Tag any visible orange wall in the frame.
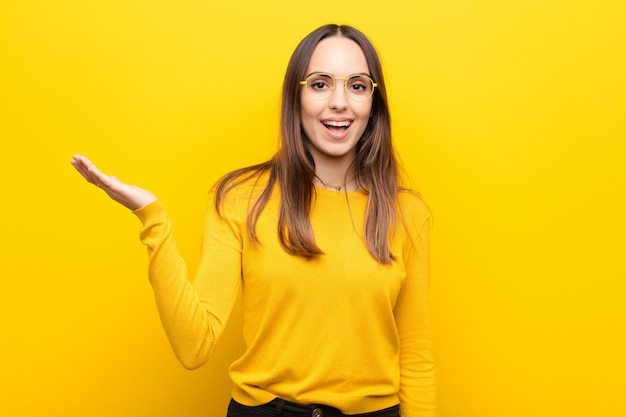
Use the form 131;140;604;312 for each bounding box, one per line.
2;1;625;416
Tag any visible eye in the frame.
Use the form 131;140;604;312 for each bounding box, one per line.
307;74;333;91
311;81;329;90
347;76;372;94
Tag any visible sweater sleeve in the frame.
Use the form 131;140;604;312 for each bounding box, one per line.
395;213;437;417
133;193;243;370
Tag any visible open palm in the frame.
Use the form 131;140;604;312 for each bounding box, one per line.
71;154;157;211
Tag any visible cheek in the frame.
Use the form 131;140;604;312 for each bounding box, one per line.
300;94;321;118
356;102;373;119
299;101;317;138
300;98;324;128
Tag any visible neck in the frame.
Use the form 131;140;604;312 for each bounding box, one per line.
308;146;358;191
313;162;358;192
313;174;357;192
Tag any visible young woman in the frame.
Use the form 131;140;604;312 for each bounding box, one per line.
72;24;436;417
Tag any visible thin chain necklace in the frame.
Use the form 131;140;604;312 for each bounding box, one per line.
313;175;355;193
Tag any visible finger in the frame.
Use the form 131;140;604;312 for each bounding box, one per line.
71;155;110;188
71;155;95;182
71;162;100;186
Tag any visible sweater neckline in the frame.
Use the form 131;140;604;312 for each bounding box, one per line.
313;184;368;198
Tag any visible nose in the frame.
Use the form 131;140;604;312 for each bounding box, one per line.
328;82;348;110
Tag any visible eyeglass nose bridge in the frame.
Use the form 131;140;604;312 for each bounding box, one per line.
329;76;350;100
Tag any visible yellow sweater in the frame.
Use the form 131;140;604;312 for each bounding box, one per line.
134;178;436;417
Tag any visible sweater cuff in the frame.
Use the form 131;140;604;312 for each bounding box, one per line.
132;199;166;226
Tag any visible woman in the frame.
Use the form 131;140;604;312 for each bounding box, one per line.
72;24;436;417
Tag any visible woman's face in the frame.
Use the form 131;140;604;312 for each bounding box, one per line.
300;36;373;167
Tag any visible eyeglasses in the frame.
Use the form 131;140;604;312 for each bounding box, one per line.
300;72;377;102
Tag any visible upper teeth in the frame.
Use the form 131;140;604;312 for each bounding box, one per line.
324;121;351;127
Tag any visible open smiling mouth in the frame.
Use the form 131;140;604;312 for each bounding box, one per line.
322;120;352;134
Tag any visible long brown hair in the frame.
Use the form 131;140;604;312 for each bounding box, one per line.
215;24;399;264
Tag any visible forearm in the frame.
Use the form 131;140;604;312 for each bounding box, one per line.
134;200;225;369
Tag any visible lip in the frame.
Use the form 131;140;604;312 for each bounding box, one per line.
321;118;354;140
321;118;353;124
320;117;354;140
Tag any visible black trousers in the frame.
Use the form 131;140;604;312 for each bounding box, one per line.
227;398;400;417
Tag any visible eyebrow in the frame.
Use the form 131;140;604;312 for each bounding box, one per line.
304;71;373;78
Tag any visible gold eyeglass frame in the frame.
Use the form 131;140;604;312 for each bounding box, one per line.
299;72;378;102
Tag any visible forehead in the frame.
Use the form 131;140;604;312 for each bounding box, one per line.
306;36;369;76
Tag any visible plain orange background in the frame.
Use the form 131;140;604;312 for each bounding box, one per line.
1;1;625;416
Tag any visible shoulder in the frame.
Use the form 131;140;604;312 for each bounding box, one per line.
397;189;431;218
396;189;432;235
218;170;272;195
212;167;274;213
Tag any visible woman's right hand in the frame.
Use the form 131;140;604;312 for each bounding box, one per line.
71;154;158;211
